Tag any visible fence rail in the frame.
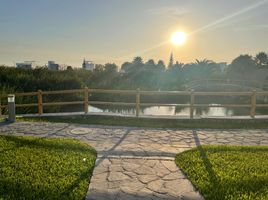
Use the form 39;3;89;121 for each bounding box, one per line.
185;79;268;90
1;88;268;119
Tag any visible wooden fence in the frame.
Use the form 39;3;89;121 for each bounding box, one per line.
1;88;268;119
185;79;268;90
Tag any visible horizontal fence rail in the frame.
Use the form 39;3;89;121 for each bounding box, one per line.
0;88;268;119
185;79;268;90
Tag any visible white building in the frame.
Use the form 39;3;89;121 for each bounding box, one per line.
82;59;95;70
16;61;33;69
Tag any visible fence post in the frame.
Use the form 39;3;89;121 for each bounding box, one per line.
37;90;43;115
250;90;256;118
190;90;195;119
84;87;89;114
136;88;140;117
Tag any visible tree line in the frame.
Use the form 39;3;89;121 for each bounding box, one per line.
0;51;267;94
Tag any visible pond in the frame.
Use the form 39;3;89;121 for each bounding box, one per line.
88;104;263;117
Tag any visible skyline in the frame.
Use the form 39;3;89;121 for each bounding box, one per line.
1;0;268;67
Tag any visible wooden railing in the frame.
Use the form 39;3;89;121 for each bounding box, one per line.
184;79;268;90
1;88;268;119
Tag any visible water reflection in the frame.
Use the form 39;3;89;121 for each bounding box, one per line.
87;94;268;117
88;105;240;117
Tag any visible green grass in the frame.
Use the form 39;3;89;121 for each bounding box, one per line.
0;135;97;200
18;115;268;129
175;145;268;200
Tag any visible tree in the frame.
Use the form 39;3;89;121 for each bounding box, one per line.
146;59;155;66
255;52;268;68
132;57;143;65
229;55;256;72
156;60;166;71
121;62;131;72
227;54;256;78
104;63;117;73
171;61;183;71
66;66;73;71
94;64;104;72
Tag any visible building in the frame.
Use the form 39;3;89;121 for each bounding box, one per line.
48;61;59;70
16;61;33;69
82;59;95;70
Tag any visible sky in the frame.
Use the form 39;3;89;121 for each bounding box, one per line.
1;0;268;67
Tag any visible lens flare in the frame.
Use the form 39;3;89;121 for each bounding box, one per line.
171;31;187;46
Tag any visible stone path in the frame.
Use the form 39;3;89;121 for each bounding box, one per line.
1;122;268;200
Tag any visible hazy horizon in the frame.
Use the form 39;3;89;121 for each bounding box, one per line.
1;0;268;67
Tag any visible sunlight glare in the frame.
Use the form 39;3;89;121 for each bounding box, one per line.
171;31;187;46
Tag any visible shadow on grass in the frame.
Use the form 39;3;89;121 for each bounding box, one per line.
19;115;268;129
0;177;91;200
192;130;220;195
0;179;62;200
191;130;268;200
1;135;96;154
60;168;93;198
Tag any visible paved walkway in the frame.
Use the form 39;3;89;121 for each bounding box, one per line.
1;122;268;200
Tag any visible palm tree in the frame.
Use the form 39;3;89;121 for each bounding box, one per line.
194;59;217;79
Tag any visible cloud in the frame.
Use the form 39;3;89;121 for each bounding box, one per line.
146;7;189;18
233;24;268;31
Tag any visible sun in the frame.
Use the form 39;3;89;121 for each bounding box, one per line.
171;31;187;46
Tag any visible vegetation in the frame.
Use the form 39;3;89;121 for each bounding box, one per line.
175;145;268;200
1;52;267;114
0;52;267;94
0;135;97;200
18;115;268;129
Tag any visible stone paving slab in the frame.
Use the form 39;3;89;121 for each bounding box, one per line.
1;122;268;199
87;158;201;200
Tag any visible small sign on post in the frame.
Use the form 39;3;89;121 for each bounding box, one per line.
8;94;15;122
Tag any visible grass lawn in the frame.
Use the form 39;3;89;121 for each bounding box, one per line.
18;115;268;129
0;135;97;200
175;145;268;200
